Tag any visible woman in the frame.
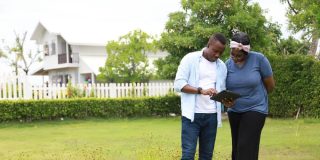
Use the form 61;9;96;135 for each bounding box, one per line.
223;32;275;160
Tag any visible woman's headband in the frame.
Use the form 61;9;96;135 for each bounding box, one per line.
230;41;250;52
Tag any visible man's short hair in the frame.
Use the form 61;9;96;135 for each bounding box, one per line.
208;33;227;46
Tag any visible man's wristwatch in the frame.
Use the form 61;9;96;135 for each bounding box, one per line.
197;87;202;94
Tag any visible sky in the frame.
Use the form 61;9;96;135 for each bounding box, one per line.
0;0;290;76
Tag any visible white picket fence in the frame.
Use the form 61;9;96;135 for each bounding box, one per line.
0;75;174;100
0;74;29;100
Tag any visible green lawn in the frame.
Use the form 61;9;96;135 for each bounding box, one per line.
0;117;319;160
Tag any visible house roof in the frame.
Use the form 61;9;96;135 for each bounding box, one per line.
30;22;62;44
29;62;48;75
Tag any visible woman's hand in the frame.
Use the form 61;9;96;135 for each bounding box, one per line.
221;98;235;108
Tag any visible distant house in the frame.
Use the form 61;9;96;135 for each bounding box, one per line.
30;22;167;84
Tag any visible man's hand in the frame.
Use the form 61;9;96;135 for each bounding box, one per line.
181;85;218;96
221;98;235;108
200;88;217;97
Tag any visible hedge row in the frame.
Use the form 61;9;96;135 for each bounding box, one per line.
1;54;319;121
0;96;181;122
267;54;320;118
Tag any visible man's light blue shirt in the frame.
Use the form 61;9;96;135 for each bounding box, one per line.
174;49;227;127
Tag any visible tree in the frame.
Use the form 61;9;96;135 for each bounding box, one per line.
97;30;156;83
275;36;310;55
0;39;8;59
280;0;320;56
2;31;42;75
0;49;7;58
155;0;281;79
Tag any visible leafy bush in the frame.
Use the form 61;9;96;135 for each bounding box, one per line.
267;54;320;118
0;96;180;122
67;81;85;98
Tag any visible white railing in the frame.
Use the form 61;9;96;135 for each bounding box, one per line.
0;75;174;100
31;82;174;99
0;74;31;100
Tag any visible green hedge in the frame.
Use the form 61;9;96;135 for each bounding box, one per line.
0;96;181;122
267;54;320;118
1;54;320;121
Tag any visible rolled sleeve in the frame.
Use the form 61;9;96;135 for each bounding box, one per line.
174;80;188;92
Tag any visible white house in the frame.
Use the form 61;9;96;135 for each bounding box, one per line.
30;22;167;84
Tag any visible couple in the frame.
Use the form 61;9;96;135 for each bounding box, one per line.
174;32;275;160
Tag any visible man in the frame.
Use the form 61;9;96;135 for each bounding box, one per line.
174;33;227;160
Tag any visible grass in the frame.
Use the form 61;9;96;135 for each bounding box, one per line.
0;117;319;160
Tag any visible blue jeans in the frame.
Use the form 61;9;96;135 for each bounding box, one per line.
181;113;218;160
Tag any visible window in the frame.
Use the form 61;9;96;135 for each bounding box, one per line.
44;43;49;56
51;41;56;55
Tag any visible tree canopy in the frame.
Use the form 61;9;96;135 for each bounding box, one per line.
98;30;156;83
155;0;281;79
275;36;310;55
281;0;320;56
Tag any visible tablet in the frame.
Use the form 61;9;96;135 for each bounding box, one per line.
210;90;241;102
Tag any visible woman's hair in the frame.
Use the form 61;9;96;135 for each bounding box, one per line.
231;32;250;45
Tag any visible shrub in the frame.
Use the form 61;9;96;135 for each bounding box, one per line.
267;54;320;118
0;96;180;122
